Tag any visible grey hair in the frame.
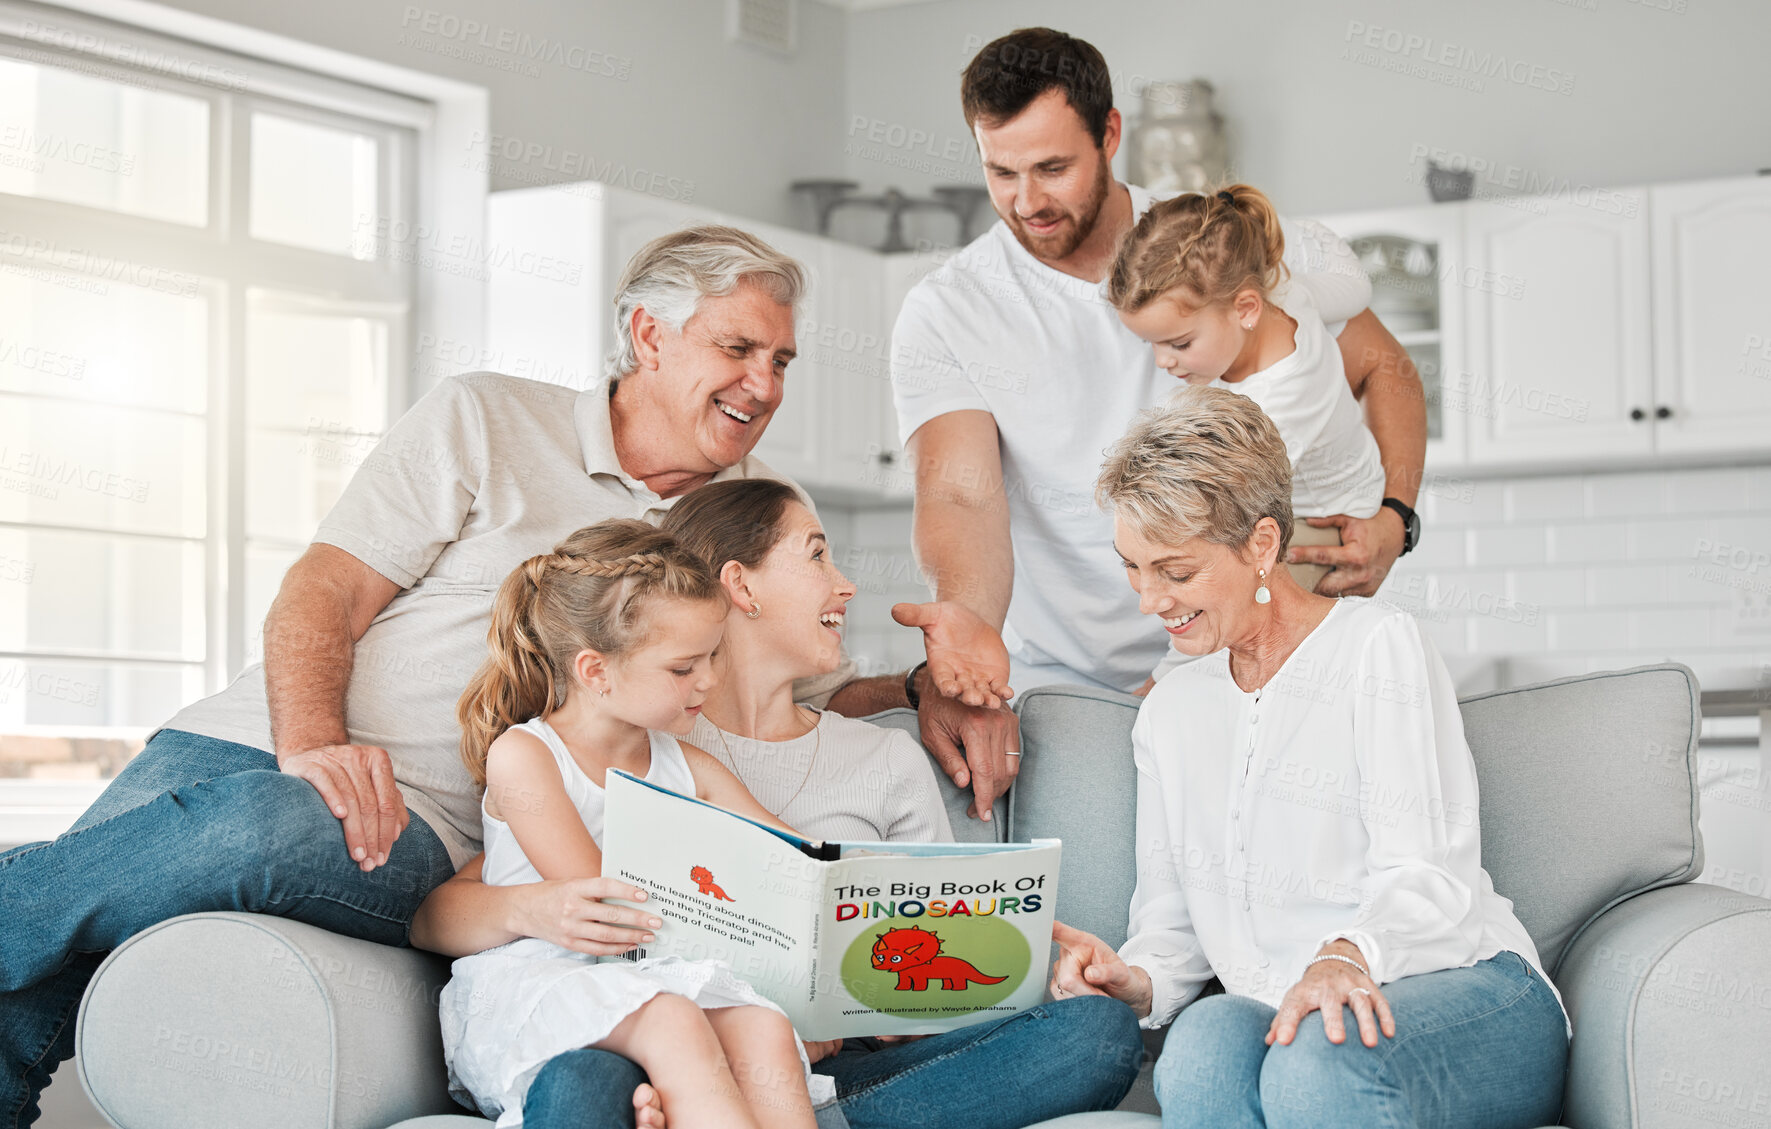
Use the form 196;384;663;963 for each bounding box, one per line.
1095;383;1295;554
606;224;807;381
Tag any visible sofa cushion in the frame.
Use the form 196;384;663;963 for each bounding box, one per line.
1003;686;1146;950
1457;663;1703;974
78;912;463;1129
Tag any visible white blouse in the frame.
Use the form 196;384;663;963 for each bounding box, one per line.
1117;598;1562;1030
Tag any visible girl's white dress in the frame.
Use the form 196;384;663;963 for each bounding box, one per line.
439;718;836;1127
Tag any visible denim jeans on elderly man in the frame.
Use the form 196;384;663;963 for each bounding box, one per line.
1152;951;1569;1129
0;728;458;1129
521;993;1143;1129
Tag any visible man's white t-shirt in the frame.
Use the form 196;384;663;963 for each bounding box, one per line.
890;185;1372;692
1210;285;1385;522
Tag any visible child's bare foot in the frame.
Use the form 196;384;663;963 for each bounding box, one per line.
633;1081;666;1128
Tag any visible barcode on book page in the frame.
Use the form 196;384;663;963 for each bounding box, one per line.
612;947;648;962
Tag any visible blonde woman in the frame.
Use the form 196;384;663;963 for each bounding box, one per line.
1048;386;1567;1129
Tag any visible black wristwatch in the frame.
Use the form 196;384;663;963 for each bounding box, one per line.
904;661;928;710
1381;497;1421;555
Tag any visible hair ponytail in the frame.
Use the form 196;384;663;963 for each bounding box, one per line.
455;520;724;786
1106;182;1290;314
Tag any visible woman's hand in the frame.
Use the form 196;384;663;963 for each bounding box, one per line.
1050;921;1153;1017
514;876;663;956
1267;940;1396;1049
804;1038;844;1063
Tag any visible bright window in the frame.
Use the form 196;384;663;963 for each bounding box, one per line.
0;38;420;784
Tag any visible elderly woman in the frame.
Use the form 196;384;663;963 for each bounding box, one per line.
1048;385;1569;1129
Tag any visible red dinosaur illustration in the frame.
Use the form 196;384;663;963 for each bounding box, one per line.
870;926;1007;991
689;865;736;902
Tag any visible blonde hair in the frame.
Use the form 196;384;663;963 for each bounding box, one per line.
1096;384;1294;554
607;224;807;381
456;520;724;786
1105;183;1289;314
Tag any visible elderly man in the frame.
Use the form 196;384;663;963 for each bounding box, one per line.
0;226;1006;1129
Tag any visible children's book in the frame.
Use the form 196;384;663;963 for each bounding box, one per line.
601;768;1062;1039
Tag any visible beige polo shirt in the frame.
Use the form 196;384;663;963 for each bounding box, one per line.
164;371;852;870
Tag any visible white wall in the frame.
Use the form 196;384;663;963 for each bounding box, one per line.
841;0;1771;220
145;0;850;227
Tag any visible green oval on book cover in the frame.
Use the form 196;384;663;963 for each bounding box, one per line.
840;914;1031;1018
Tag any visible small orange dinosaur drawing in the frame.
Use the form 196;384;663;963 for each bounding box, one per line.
689;865;736;901
871;926;1007;991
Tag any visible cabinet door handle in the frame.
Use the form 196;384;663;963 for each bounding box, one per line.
1655;405;1673;420
1630;407;1646;422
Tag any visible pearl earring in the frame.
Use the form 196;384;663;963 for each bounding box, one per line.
746;604;761;619
1254;569;1271;605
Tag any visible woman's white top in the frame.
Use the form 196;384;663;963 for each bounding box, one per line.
690;710;954;844
479;718;695;886
1117;597;1563;1031
1207;287;1385;521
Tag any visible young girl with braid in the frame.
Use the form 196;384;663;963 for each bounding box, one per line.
1106;184;1389;598
437;519;832;1129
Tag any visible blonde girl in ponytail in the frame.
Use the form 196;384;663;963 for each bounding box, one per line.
438;518;831;1129
1105;184;1389;663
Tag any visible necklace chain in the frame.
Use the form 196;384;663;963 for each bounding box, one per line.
708;707;821;819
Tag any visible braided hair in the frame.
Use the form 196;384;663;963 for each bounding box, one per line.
455;519;725;785
1104;183;1290;315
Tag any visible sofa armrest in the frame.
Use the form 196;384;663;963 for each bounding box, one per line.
1554;883;1771;1129
76;911;466;1129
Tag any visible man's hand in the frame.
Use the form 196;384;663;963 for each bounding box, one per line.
893;600;1013;709
1285;509;1406;597
281;744;408;872
917;682;1019;822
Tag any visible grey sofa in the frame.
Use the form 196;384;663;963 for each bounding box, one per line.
73;663;1771;1129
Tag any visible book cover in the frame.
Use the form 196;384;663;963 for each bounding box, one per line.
601;769;1061;1039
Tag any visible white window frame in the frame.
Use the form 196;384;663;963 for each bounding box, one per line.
0;0;488;832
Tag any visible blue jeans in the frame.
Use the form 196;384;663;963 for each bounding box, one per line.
1153;952;1569;1129
521;995;1142;1129
0;729;457;1129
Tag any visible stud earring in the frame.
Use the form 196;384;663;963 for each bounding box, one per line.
746;604;761;620
1254;569;1271;605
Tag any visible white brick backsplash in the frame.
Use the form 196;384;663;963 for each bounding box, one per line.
1508;567;1587;607
1407;525;1469;570
1472;525;1548;566
1712;515;1771;553
850;506;913;548
1546;522;1628;565
1470;614;1549;654
1586;471;1671;519
1507;478;1586;522
1748;467;1771;510
1667;468;1756;515
1627;518;1719;563
1631;608;1716;650
820;458;1771;682
1550;610;1631;651
1588;564;1670;605
1667;561;1736;605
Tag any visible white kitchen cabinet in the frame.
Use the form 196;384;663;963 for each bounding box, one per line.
1307;205;1469;468
1462;189;1656;463
1649;176;1771;456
